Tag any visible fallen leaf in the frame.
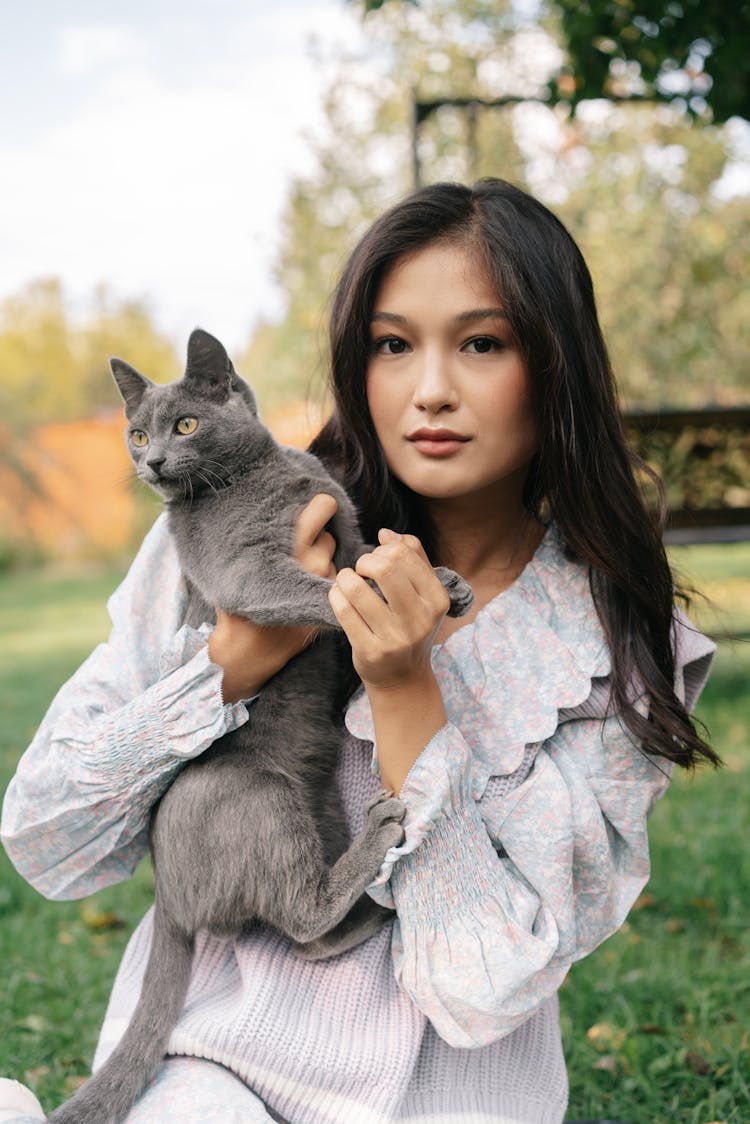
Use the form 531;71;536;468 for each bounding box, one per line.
24;1067;50;1083
62;1075;87;1097
16;1014;47;1033
648;1052;676;1076
639;1024;667;1035
622;969;644;984
80;904;125;931
633;891;656;910
586;1023;627;1051
57;927;74;945
689;897;716;912
665;918;684;933
685;1051;711;1076
593;1054;619;1073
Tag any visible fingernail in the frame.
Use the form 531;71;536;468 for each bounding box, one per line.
379;528;402;542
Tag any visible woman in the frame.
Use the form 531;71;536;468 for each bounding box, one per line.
1;179;718;1123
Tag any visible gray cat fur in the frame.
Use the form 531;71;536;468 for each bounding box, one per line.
47;328;473;1124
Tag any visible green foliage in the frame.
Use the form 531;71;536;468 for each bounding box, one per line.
553;106;750;408
245;0;750;415
355;0;750;122
556;0;750;123
240;0;531;408
0;280;180;432
628;421;750;516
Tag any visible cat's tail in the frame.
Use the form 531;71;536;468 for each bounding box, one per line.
47;906;194;1124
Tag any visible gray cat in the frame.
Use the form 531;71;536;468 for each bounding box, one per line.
47;329;473;1124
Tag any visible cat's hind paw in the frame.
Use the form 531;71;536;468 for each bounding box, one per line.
363;793;405;853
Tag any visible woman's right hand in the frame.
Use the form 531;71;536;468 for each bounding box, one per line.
207;493;339;703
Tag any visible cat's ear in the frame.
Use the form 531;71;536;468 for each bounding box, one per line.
184;328;240;402
110;358;153;413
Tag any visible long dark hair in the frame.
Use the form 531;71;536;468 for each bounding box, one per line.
310;178;720;770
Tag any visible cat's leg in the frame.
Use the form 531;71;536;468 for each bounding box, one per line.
291;895;395;960
252;785;404;945
205;555;471;628
212;561;341;629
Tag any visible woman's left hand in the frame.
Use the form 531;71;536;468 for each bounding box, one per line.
328;529;450;691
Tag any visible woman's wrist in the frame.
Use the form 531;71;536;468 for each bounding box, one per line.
207;630;266;703
207;622;302;704
365;670;447;794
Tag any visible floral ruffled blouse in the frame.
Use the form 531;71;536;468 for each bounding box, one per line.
1;516;715;1084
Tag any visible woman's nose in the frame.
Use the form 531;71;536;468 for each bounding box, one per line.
412;348;459;411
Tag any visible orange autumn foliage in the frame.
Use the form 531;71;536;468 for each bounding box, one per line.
0;413;135;560
0;401;329;563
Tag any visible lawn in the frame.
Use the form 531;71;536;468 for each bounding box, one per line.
0;545;748;1121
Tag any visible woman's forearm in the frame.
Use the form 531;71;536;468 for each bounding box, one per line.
366;670;447;794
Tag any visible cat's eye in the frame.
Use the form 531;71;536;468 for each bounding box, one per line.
131;430;149;447
176;417;198;435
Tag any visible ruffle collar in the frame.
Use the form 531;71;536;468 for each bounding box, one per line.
344;524;612;799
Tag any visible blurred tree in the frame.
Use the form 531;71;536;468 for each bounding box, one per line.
240;0;749;414
355;0;750;123
238;0;528;410
0;280;179;564
0;279;179;431
554;0;750;123
554;106;750;407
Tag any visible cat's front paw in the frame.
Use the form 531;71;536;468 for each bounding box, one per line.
434;567;474;618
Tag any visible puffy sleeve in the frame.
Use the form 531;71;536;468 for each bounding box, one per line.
372;708;673;1048
0;514;250;901
350;534;717;1047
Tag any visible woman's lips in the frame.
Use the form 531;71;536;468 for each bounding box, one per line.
407;430;470;457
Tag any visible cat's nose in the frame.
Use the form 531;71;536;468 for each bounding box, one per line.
146;455;166;474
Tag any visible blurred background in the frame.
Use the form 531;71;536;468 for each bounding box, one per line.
1;1;749;1121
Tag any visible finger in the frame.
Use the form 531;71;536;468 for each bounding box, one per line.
311;530;338;578
335;567;390;628
378;528;431;566
355;544;448;619
295;493;338;551
328;583;376;646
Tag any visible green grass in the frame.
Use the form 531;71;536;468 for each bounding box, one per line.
0;567;155;1106
1;549;749;1120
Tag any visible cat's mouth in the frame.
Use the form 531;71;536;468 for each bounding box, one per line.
142;466;170;484
140;466;180;495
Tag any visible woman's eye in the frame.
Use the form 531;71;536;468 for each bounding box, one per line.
176;417;198;435
131;430;149;447
463;336;503;355
372;336;409;356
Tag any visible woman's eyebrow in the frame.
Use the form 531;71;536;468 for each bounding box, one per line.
455;308;508;323
370;311;408;325
370;308;508;326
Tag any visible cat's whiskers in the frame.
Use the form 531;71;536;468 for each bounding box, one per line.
197;464;226;490
178;470;194;505
195;469;221;497
202;458;232;488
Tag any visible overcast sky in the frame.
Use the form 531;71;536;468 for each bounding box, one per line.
0;0;364;352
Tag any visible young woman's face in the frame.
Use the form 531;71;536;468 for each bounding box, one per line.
366;240;538;507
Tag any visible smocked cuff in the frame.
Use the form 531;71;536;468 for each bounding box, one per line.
156;623;252;758
366;722;474;906
390;791;502;929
